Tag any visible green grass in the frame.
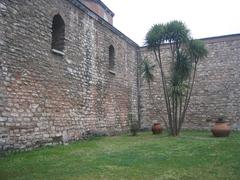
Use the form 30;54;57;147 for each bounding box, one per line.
1;131;240;180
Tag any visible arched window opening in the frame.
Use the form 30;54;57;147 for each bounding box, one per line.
51;14;65;52
109;45;115;70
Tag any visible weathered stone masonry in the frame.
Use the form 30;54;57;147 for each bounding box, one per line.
0;0;139;150
0;0;240;151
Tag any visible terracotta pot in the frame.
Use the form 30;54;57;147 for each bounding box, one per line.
211;121;231;137
152;123;163;134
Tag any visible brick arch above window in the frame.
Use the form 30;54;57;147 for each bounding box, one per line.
109;45;115;70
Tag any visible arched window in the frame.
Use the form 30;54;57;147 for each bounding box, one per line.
109;45;115;70
51;14;65;52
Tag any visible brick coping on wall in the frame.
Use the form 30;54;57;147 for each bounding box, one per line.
91;0;115;17
200;33;240;43
69;0;139;48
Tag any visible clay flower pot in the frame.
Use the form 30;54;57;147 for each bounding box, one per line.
152;123;163;134
211;120;231;137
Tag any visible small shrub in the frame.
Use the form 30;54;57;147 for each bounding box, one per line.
128;113;139;136
130;123;138;136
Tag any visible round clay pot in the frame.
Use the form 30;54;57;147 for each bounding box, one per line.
152;123;163;134
211;121;231;137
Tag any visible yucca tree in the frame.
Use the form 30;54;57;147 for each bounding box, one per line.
143;20;208;136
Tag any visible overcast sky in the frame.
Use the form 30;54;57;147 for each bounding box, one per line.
103;0;240;45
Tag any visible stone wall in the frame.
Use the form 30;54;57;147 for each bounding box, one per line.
0;0;139;151
140;34;240;130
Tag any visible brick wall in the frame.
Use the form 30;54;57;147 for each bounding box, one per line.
81;0;114;24
0;0;139;150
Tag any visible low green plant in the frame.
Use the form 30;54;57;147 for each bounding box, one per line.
130;122;138;136
128;113;138;136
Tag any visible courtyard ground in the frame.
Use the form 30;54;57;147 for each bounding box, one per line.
0;131;240;179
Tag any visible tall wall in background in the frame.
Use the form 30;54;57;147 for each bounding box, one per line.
0;0;139;150
140;35;240;130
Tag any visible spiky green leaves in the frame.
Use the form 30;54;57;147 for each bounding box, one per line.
145;24;165;49
188;39;208;63
141;58;155;85
170;52;192;97
165;21;190;45
172;52;192;83
145;20;190;49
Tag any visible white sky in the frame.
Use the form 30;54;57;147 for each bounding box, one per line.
103;0;240;45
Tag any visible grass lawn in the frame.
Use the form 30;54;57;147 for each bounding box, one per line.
0;131;240;180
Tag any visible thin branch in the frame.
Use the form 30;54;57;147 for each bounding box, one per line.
148;82;169;130
155;47;173;132
179;61;198;131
